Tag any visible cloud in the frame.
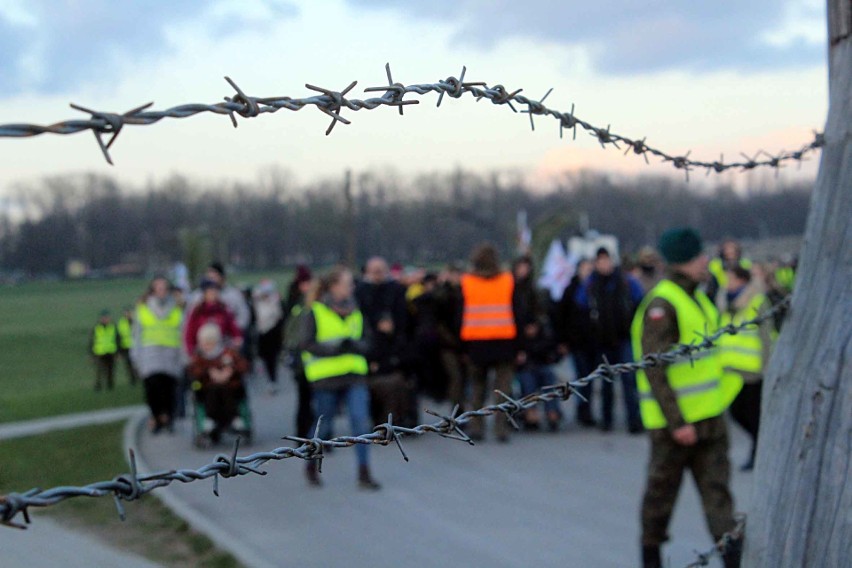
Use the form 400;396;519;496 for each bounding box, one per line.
0;0;298;96
346;0;826;74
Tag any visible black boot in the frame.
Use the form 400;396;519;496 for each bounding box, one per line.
642;545;662;568
358;465;381;491
305;460;322;487
722;537;743;568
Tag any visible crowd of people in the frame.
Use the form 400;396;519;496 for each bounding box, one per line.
88;237;795;501
83;230;798;568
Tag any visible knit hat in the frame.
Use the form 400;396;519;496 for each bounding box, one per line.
199;278;221;291
294;265;312;284
658;228;703;264
208;262;226;277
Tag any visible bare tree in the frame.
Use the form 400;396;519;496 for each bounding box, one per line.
745;2;851;565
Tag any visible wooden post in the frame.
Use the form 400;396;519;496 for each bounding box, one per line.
342;169;356;269
745;2;852;565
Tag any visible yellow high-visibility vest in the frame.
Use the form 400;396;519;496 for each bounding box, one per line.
302;302;368;383
631;279;740;429
718;293;766;382
92;323;118;356
117;317;133;349
136;304;183;348
708;257;753;290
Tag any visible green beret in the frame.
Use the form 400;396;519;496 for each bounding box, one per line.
659;228;703;264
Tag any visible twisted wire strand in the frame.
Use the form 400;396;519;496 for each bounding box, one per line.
0;64;824;175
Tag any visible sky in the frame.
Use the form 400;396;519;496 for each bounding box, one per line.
0;0;830;194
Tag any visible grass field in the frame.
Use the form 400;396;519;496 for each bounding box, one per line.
0;421;241;567
0;271;292;423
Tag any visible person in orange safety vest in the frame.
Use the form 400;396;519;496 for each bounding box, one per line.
459;242;521;443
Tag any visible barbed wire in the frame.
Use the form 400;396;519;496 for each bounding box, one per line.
0;295;790;542
686;514;746;567
0;64;823;176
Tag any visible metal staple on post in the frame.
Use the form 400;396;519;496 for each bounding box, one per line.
0;64;824;176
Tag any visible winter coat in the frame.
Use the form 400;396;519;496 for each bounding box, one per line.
576;269;644;349
183;301;242;355
130;296;185;379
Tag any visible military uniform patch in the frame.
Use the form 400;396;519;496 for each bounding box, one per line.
648;307;666;321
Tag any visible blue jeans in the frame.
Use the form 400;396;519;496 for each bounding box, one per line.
312;383;372;468
577;342;641;429
517;365;562;417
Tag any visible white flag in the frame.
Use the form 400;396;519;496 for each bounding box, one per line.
538;240;576;301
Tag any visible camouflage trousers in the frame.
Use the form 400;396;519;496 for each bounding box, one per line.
641;417;736;546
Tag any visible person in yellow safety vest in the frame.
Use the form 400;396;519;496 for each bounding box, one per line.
716;265;774;472
131;276;185;434
706;238;752;305
90;309;119;391
774;262;796;294
631;228;742;568
299;266;380;490
460;242;520;443
116;306;138;386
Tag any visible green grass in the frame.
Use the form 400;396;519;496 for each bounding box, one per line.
0;272;292;423
0;421;241;567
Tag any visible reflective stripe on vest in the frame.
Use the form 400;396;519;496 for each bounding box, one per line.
92;324;118;356
631;279;739;430
117;317;133;349
136;304;183;348
302;302;368;383
460;273;516;341
718;294;766;380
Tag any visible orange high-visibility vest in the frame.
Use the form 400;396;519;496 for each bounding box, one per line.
460;272;517;341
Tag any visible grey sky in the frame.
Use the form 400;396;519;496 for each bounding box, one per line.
0;0;298;95
347;0;826;73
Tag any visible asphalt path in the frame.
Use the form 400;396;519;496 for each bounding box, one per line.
138;366;755;568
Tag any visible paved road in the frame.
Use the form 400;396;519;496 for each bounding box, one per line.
0;517;161;568
138;369;755;568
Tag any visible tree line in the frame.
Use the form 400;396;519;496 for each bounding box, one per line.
0;169;812;277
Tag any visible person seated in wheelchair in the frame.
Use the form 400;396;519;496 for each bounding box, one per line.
189;323;252;446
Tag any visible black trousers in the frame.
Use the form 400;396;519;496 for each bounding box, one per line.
292;367;313;438
94;354;115;390
144;373;177;423
729;381;762;456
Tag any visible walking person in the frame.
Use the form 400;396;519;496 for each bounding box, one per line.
576;247;645;432
252;279;285;395
435;263;468;411
553;259;597;426
706;238;752;303
283;266;314;439
300;266;380;490
632;228;743;568
511;256;561;431
355;256;412;427
460;243;520;443
90;309;119;391
131;276;185;434
716;265;773;471
116;306;138;386
183;279;243;356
